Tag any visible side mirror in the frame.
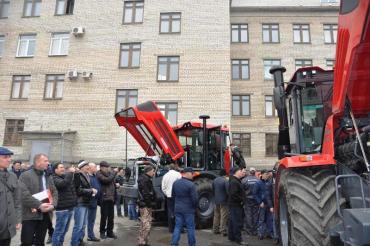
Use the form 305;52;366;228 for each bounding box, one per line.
273;86;285;110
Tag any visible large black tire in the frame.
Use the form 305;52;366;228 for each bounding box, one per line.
194;177;214;229
278;167;342;246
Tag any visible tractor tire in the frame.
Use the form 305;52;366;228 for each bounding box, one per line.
278;167;343;246
194;177;214;229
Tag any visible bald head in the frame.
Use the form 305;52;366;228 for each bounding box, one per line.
88;162;97;174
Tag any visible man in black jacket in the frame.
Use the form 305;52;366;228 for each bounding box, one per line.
212;169;229;236
228;166;248;246
137;165;156;246
96;161;117;239
51;163;77;246
71;161;97;246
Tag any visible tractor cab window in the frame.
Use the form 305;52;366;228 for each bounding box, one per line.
299;86;325;153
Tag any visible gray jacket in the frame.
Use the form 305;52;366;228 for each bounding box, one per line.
19;168;56;221
0;170;21;240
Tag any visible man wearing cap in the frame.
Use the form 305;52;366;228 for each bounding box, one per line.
228;166;248;246
71;160;97;246
0;147;21;246
241;167;259;235
96;161;117;239
253;169;272;240
137;165;157;246
171;167;197;246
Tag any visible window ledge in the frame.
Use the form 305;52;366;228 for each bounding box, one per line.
122;22;143;25
54;14;74;16
118;66;141;69
157;80;179;83
15;56;34;58
10;98;28;101
159;32;181;35
43;98;63;101
48;54;68;57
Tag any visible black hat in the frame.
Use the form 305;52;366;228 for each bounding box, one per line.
144;165;154;173
260;169;268;174
230;166;242;175
99;161;110;168
0;147;14;156
182;167;194;173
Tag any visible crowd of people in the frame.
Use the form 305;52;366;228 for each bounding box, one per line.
0;146;135;246
1;145;278;246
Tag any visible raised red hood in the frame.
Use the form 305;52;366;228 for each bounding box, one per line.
115;101;184;160
332;0;370;115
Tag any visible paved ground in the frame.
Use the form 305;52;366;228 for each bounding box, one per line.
11;212;275;246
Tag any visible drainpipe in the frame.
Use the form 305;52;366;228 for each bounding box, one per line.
61;132;64;164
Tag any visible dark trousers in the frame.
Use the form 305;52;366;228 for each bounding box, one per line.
87;206;97;239
0;238;11;246
228;205;244;243
21;214;50;246
100;200;114;235
167;197;175;233
244;198;259;235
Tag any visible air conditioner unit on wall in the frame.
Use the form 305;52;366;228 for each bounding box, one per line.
68;70;78;80
72;27;85;36
82;71;93;80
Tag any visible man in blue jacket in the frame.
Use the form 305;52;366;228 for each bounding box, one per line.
171;167;197;246
253;169;273;240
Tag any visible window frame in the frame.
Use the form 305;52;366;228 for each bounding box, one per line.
49;32;70;56
323;24;338;44
159;12;181;34
23;0;42;17
3;119;25;146
231;24;249;43
326;59;335;68
122;1;144;24
293;24;311;44
0;35;4;57
265;133;279;157
232;94;251;116
115;89;138;113
262;23;280;43
10;75;31;100
295;59;313;70
232;133;251;157
156;102;178;125
43;74;64;100
157;56;180;82
265;95;277;117
119;42;141;68
231;59;250;80
263;59;281;80
16;34;37;58
0;0;10;19
54;0;74;15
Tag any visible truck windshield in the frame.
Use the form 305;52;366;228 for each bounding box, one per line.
299;86;325;153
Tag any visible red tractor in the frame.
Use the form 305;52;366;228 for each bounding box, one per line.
115;101;232;227
270;0;370;245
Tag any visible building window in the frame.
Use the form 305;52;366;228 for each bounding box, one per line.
0;35;4;56
49;33;69;56
157;56;179;82
326;59;335;68
17;34;36;57
123;1;143;24
160;13;181;34
11;75;30;99
115;89;138;113
3;119;25;146
265;95;277;117
231;24;248;43
232;95;250;116
293;24;310;43
266;133;278;157
295;59;313;70
0;0;10;18
323;24;337;44
55;0;74;15
264;59;281;80
232;133;251;157
119;43;141;68
157;102;178;125
262;24;279;43
44;75;64;99
23;0;41;17
232;59;249;80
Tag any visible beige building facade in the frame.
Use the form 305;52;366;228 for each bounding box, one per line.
0;0;338;167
